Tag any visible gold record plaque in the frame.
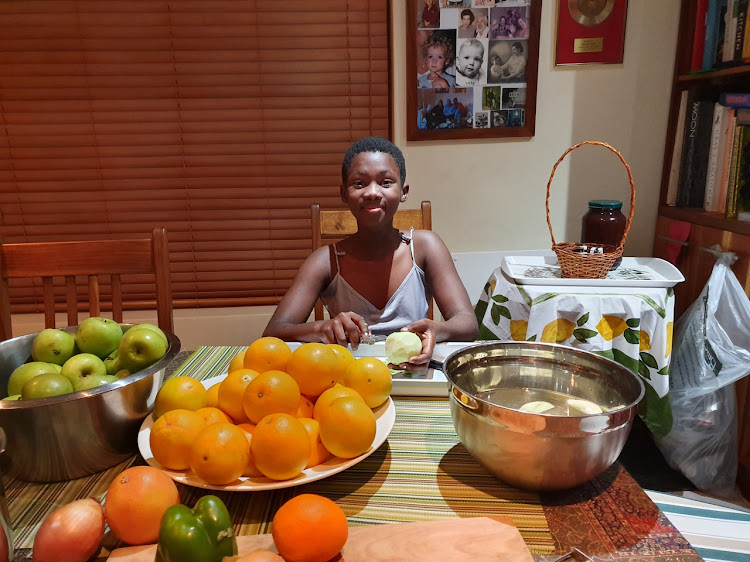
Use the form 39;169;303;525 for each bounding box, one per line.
556;0;627;65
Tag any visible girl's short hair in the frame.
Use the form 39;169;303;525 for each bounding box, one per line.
460;9;475;23
341;137;406;185
421;31;456;67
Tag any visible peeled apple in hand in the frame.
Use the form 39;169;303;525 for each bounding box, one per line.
32;498;105;562
384;331;422;364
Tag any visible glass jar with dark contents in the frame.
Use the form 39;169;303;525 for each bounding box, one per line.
581;200;626;267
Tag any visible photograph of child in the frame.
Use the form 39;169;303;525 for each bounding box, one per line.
418;0;440;29
474;111;489;128
417;30;457;89
455;38;487;86
502;86;526;109
488;40;528;83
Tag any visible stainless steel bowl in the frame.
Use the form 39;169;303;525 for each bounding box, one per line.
442;341;645;491
0;326;180;482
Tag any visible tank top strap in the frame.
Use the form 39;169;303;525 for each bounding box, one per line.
405;227;416;264
330;243;343;276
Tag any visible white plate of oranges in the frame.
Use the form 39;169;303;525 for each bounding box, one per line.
137;339;397;491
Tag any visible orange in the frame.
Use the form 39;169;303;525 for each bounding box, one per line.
271;494;348;562
240;432;263;478
328;343;355;380
189;422;250;486
228;349;248;373
244;337;292;373
206;382;221;409
237;422;257;435
285;342;340;398
242;370;301;424
153;376;208;419
298;418;331;469
149;408;207;470
104;466;180;546
317;397;376;459
313;383;365;421
251;413;311;481
218;369;259;423
343;357;392;408
296;395;315;418
195;406;232;426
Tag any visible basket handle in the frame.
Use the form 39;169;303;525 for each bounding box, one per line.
545;141;635;250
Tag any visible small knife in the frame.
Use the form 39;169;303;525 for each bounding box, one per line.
359;333;387;345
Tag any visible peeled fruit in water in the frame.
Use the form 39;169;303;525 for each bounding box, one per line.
519;401;554;413
384;331;422;364
567;398;603;415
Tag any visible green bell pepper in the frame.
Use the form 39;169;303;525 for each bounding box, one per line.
155;495;237;562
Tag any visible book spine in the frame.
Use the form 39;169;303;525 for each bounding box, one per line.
726;125;744;218
735;126;750;218
723;0;737;62
667;90;689;206
735;0;749;60
719;92;750;107
693;0;710;70
704;0;723;69
677;94;701;207
689;101;716;208
744;2;750;59
718;109;737;214
703;103;725;211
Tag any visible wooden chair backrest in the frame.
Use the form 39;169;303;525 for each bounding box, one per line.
311;201;433;321
0;227;173;341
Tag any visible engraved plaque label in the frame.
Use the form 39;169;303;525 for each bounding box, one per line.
574;37;604;53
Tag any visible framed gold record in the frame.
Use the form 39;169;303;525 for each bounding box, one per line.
567;0;615;27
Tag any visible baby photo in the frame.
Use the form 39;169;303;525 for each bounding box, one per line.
455;38;488;86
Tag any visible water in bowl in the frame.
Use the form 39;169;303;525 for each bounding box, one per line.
474;387;622;415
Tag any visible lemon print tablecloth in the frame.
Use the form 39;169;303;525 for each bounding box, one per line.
474;268;675;438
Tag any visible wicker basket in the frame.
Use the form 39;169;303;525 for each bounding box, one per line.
545;141;635;279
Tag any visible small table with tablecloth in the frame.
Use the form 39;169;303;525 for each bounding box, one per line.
474;254;684;440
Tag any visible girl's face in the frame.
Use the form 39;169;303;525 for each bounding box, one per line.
457;44;483;78
340;152;408;228
425;45;447;73
460;14;472;27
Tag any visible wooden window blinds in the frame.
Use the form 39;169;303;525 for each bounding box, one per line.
0;0;391;313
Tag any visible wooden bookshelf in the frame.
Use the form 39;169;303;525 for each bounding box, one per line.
653;0;750;501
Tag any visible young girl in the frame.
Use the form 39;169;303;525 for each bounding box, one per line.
263;137;477;371
417;31;456;89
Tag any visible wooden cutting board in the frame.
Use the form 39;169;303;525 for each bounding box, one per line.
108;516;533;561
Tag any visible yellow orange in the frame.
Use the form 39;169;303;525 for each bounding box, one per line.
251;413;311;480
153;376;208;419
195;406;232;426
237;422;257;435
342;357;392;408
189;422;250;486
328;343;355;380
218;369;259;423
242;370;301;424
240;432;263;478
285;342;340;398
298;417;331;468
205;382;221;409
296;395;315;418
313;383;365;421
228;349;247;373
317;397;376;459
244;337;292;373
149;409;207;471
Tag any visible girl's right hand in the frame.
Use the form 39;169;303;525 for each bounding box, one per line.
317;312;370;349
429;73;450;88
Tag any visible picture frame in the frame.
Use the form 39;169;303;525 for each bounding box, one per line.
406;0;541;141
555;0;628;65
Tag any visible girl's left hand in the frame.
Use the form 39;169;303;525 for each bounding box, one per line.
387;320;435;372
429;73;450;89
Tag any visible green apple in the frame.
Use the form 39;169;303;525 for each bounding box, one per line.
130;323;168;346
118;327;168;373
60;353;107;389
7;362;60;396
21;373;74;400
2;394;21;401
115;368;131;379
31;329;76;366
104;349;120;376
73;373;119;392
75;317;123;359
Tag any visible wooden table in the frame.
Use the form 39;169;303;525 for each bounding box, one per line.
3;347;701;561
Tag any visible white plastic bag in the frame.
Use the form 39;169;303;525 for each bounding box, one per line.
655;251;750;497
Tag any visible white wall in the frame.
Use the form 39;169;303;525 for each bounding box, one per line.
11;1;680;350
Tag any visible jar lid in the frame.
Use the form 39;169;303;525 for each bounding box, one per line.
588;199;622;209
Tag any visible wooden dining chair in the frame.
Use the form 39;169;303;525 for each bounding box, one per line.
0;227;173;341
311;201;433;322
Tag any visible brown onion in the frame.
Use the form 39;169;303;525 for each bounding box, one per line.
32;498;105;562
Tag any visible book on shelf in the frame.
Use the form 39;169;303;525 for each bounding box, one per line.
737;107;750;124
734;0;749;61
677;97;715;208
720;92;750;107
734;127;750;220
693;0;710;71
726;125;745;218
722;0;737;63
744;2;750;60
666;90;689;206
705;0;729;69
704;103;729;211
717;108;737;214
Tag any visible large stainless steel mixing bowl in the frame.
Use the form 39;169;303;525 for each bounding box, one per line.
0;326;180;482
441;341;645;491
